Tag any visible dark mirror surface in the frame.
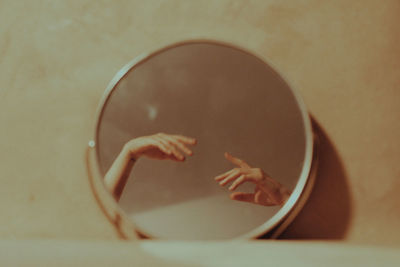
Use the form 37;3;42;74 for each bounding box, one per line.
96;42;308;239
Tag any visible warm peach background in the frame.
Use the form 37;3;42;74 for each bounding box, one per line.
0;0;399;246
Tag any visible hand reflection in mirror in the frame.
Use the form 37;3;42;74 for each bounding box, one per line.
215;153;291;206
104;133;197;201
104;133;290;206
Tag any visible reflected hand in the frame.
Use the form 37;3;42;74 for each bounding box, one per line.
105;133;197;201
124;133;197;162
214;152;290;206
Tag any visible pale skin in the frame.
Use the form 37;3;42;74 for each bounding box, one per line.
104;133;290;206
214;153;291;206
104;133;197;201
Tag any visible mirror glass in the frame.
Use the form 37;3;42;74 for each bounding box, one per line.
95;41;311;240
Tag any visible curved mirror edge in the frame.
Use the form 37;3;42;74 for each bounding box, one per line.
270;131;319;238
86;39;318;240
86;144;139;240
232;119;318;239
86;130;318;240
236;83;316;239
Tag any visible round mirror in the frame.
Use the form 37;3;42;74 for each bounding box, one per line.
89;40;315;240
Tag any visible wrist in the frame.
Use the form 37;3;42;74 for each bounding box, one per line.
122;142;140;161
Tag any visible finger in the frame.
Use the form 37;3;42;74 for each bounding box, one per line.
167;145;185;161
171;134;197;145
229;175;253;191
224;152;250;168
219;171;242;186
214;168;237;181
163;135;194;156
230;192;256;204
151;139;172;156
154;136;185;161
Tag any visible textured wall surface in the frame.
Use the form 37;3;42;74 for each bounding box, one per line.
0;0;399;245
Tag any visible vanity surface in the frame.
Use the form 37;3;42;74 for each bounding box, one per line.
1;240;400;266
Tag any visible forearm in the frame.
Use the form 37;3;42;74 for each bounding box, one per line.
104;146;136;201
103;133;196;201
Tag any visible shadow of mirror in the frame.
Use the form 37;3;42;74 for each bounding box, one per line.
278;118;353;239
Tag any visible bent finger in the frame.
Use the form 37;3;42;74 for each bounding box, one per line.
154;136;185;161
254;190;279;206
163;135;194;156
230;192;256;204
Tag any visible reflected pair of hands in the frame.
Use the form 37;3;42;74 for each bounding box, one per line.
123;133;290;206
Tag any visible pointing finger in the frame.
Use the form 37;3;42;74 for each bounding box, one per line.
224;152;251;168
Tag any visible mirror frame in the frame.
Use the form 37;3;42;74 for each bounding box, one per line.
86;39;318;240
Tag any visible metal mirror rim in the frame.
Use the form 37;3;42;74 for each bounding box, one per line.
87;39;315;239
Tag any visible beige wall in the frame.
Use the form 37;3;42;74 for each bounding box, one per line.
0;0;399;246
